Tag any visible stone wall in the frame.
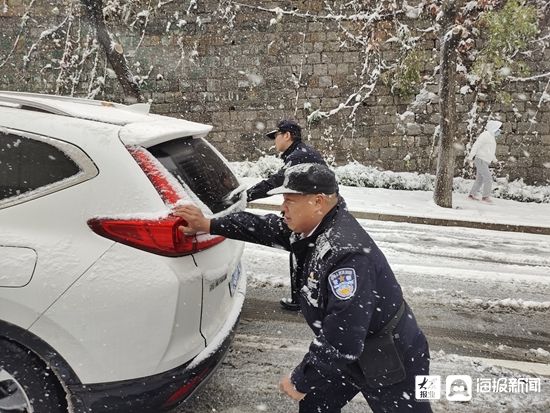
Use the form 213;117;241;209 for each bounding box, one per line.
1;0;549;184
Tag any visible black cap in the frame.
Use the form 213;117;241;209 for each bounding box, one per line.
267;163;338;195
265;119;302;140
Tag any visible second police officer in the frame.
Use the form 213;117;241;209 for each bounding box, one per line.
247;119;326;312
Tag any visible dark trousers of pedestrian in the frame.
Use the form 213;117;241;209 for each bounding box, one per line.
299;334;432;413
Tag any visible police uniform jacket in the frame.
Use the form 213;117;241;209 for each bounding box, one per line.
210;199;425;393
246;140;325;202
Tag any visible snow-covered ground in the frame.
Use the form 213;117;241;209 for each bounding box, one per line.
232;158;550;204
241;176;550;229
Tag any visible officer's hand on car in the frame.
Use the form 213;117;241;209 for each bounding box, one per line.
279;374;306;401
172;204;211;234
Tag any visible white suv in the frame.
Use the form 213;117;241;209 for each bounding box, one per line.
0;91;247;413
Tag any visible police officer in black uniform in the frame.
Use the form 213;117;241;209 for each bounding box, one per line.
247;119;326;312
174;164;432;413
247;119;325;202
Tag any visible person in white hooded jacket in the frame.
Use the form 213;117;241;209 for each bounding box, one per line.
467;120;502;203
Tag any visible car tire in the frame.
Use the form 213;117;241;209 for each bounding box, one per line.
0;338;68;413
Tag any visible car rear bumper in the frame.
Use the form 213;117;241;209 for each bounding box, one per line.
68;316;238;413
67;267;247;413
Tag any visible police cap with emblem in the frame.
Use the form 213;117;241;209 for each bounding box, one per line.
267;163;338;195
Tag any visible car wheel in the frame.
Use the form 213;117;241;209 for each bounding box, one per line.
0;339;68;413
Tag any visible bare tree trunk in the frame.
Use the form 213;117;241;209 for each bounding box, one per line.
80;0;143;102
434;0;461;208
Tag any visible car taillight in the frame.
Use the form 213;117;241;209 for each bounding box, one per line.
126;146;181;205
88;215;224;257
98;146;225;256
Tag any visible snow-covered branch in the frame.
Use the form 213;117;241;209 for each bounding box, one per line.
72;34;100;96
292;32;307;117
87;44;102;98
307;59;383;123
157;0;174;7
537;78;550;109
24;13;71;68
133;1;152;52
507;71;550;82
232;1;402;23
0;0;36;69
55;5;76;94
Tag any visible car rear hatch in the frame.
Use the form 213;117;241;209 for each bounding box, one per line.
89;119;246;348
145;136;246;344
91;117;246;347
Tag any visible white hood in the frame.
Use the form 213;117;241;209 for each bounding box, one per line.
486;120;502;134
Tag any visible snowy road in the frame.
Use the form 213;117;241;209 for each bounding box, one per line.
177;217;550;412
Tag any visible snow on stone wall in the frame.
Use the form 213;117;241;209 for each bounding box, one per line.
1;0;548;185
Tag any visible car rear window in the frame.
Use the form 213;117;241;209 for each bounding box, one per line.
0;132;80;200
149;137;240;213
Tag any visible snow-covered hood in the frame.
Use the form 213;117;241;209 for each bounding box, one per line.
486;120;502;134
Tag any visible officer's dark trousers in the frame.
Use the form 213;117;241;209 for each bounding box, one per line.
299;334;432;413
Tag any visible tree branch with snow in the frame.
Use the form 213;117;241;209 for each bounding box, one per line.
81;0;144;102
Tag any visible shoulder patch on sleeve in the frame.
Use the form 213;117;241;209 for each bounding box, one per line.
328;268;357;300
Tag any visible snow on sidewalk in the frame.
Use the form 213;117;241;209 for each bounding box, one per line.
240;177;550;230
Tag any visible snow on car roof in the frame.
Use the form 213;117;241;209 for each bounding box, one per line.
0;91;213;147
0;91;152;124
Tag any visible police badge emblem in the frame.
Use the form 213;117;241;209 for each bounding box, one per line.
328;268;357;300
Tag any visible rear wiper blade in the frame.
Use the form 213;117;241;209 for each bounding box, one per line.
222;183;248;205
